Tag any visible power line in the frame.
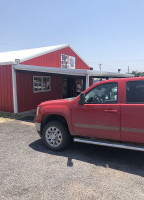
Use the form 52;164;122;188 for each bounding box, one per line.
88;60;144;63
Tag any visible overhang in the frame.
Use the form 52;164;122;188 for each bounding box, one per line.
14;64;133;78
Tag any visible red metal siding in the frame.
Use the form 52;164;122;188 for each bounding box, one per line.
0;65;13;112
21;47;90;70
16;71;63;112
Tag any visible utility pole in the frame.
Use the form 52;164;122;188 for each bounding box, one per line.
118;69;121;73
128;66;130;73
98;64;102;71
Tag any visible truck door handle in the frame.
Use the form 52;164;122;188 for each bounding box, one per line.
104;109;118;113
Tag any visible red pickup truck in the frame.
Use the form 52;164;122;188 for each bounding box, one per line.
35;77;144;152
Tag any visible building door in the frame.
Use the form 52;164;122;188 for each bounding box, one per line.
62;78;75;98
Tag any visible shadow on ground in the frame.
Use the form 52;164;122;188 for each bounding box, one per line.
0;111;35;123
18;116;35;122
29;139;144;177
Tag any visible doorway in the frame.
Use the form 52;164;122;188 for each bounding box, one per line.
62;78;75;98
62;77;84;99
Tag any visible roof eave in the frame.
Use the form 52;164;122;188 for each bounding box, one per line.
0;61;16;66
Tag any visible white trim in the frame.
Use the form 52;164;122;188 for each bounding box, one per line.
12;65;18;113
86;74;89;89
0;62;17;65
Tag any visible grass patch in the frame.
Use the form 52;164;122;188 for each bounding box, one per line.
0;112;24;120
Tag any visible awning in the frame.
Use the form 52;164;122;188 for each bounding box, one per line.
14;64;133;78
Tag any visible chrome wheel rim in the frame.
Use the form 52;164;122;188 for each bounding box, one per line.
45;126;62;147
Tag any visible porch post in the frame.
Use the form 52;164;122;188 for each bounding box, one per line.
12;65;18;113
86;74;89;89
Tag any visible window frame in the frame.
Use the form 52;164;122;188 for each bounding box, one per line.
84;82;118;104
33;76;51;93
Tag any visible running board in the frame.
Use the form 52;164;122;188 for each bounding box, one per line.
74;137;144;152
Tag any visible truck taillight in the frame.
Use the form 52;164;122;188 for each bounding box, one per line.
36;107;41;116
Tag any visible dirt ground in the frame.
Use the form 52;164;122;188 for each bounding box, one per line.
0;118;7;123
1;119;144;200
0;118;13;123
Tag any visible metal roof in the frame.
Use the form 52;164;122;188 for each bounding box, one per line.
14;64;133;78
0;44;91;68
87;70;134;78
0;44;68;63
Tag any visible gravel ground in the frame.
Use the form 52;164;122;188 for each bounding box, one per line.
1;120;144;200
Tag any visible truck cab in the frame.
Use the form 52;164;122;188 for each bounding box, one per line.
35;77;144;151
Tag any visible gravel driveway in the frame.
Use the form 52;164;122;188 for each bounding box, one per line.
1;119;144;200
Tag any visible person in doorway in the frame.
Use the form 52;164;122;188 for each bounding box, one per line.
76;80;82;96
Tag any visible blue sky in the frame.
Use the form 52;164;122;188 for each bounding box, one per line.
0;0;144;73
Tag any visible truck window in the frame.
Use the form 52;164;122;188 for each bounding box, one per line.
126;80;144;104
85;82;118;104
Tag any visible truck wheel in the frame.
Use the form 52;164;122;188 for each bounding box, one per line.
42;121;71;151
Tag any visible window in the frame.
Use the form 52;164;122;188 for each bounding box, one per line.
85;82;118;104
126;80;144;103
61;54;75;69
33;76;51;93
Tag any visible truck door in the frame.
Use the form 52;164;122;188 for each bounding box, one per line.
121;80;144;143
72;81;121;141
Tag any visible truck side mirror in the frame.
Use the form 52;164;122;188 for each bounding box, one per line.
78;92;85;105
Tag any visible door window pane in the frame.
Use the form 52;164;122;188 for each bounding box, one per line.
85;82;118;104
126;80;144;103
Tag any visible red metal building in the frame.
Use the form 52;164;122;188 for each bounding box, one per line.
0;44;131;113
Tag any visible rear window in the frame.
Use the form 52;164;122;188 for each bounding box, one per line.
126;80;144;103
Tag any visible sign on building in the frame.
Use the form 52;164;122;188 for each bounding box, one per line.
61;54;75;69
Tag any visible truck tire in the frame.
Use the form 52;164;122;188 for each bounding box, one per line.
42;121;71;151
